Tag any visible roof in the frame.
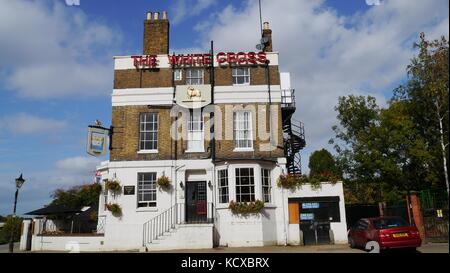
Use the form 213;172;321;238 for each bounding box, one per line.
25;203;96;216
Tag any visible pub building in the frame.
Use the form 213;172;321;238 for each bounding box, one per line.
21;10;348;251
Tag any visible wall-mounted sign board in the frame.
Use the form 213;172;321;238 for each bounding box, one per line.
123;186;135;195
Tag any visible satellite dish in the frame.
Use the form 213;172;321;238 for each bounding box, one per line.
261;37;269;44
256;44;265;50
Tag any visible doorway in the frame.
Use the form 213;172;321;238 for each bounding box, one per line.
185;181;207;223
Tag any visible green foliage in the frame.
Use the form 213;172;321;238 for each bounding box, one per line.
106;203;122;217
309;149;341;178
156;175;171;188
105;179;121;193
0;216;23;244
331;33;449;202
277;173;338;190
229;200;264;214
51;183;102;207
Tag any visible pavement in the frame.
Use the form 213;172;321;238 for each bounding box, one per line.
151;243;449;254
3;242;447;253
0;242;19;253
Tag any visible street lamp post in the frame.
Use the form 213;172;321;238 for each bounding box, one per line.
9;174;25;253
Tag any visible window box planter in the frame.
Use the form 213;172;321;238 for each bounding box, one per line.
229;200;264;214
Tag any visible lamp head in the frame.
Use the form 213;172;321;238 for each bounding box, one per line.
15;174;25;189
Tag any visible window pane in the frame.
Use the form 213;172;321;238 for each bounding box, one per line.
235;168;255;203
137;172;157;206
139;113;158;150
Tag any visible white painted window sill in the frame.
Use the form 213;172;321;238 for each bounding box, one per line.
185;150;205;153
233;148;254;152
137;150;158;154
136;208;158;212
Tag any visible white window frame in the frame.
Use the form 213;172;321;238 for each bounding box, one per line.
232;67;250;85
137;172;157;208
235;167;255;202
139;113;158;152
218;169;229;204
261;169;271;203
233;111;253;151
186;68;204;85
186;111;204;152
174;69;182;81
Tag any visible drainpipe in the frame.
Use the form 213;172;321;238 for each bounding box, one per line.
265;60;273;157
282;187;287;246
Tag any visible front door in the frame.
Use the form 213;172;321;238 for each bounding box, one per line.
186;181;207;223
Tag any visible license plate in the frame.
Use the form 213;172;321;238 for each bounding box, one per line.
393;233;409;238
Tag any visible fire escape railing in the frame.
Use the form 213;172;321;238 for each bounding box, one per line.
281;89;306;175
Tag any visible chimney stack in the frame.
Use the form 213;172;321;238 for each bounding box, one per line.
143;10;169;55
262;21;273;52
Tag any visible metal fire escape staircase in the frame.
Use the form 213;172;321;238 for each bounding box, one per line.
281;89;306;175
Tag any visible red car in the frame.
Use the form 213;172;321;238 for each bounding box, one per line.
348;216;422;251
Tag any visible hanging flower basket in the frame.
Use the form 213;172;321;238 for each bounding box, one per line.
229;200;264;214
105;179;121;193
157;175;171;189
106;203;122;217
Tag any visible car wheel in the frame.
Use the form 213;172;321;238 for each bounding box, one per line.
348;237;356;248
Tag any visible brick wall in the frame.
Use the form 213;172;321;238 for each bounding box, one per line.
110;103;284;162
114;66;280;89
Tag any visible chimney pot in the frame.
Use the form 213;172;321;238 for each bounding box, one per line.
154;11;160;20
162;11;168;20
146;12;152;21
263;22;270;30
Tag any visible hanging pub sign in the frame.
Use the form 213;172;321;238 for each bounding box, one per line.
132;51;268;69
86;125;110;156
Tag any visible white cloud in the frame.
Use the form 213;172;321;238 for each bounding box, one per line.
0;0;121;99
0;113;67;134
170;0;216;25
55;156;101;176
190;0;449;173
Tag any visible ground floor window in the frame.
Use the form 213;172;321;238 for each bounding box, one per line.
137;172;157;207
235;168;255;202
218;169;229;203
261;168;271;203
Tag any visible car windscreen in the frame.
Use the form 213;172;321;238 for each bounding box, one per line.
373;218;409;229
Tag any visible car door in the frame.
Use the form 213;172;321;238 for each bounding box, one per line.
354;219;370;247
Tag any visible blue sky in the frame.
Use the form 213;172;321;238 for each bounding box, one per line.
0;0;448;216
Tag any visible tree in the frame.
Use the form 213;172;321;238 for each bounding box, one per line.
309;149;341;178
0;216;22;244
330;95;432;201
331;33;449;202
395;33;449;193
50;183;102;208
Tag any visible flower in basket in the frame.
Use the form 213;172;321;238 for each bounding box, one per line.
105;179;121;193
106;203;122;217
156;175;171;189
